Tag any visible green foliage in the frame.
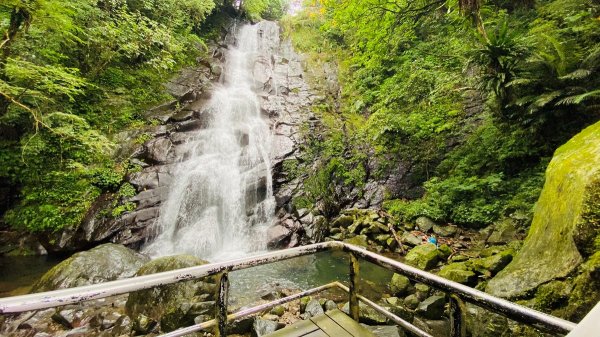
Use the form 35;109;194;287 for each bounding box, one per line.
0;0;219;233
242;0;289;21
4;171;102;232
469;14;528;107
296;158;343;217
290;0;599;228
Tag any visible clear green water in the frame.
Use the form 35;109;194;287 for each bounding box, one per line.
228;251;395;308
0;255;62;297
0;251;396;309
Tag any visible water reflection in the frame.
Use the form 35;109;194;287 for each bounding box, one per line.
228;251;394;308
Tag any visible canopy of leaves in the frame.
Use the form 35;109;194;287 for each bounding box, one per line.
286;0;599;227
0;0;218;232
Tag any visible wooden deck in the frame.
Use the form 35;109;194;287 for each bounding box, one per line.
265;309;376;337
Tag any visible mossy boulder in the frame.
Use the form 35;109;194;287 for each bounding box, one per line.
32;243;149;292
470;250;514;276
416;295;446;319
342;302;389;325
416;217;436;232
389;274;412;296
533;280;571;310
555;251;600;321
438;262;477;285
432;224;457;237
125;255;213;332
344;234;369;247
487;218;518;244
487;121;600;298
332;215;354;228
405;244;441;270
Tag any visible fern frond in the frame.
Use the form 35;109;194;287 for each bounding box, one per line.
556;90;600;106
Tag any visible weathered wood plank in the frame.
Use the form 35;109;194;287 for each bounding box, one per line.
264;309;376;337
310;313;354;337
266;318;319;337
302;330;330;337
325;309;376;337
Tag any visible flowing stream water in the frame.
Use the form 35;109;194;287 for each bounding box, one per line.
143;23;277;261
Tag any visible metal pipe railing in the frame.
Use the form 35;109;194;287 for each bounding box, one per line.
333;282;433;337
340;243;577;335
0;241;577;337
160;282;341;337
0;242;332;313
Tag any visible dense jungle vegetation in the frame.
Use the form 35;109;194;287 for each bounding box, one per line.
1;0;599;237
0;0;286;233
283;0;600;229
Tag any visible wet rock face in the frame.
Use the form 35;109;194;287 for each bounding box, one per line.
31;243;149;292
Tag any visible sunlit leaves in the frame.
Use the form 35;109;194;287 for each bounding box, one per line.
4;58;87;101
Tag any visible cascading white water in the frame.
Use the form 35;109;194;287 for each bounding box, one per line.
143;22;279;261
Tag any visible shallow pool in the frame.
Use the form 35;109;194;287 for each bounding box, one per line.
0;255;62;297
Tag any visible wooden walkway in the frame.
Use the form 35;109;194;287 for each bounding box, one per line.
265;309;376;337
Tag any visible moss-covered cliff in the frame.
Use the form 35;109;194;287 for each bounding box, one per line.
487;121;600;319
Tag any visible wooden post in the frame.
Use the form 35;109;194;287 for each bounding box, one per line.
215;272;230;337
450;294;466;337
349;253;360;321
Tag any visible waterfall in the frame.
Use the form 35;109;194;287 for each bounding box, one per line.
143;22;279;261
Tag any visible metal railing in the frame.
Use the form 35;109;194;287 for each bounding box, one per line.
0;242;577;337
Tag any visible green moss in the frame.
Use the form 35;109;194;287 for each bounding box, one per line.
111;202;136;217
470;250;514;277
438;262;478;285
282;159;302;181
533;281;571;311
134;132;153;145
558;251;600;321
487;121;600;298
125;255;211;332
573;175;600;257
405;244;441;270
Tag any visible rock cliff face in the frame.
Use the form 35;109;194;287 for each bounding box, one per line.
35;61;219;253
486;121;600;320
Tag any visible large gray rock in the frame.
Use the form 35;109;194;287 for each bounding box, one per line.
266;225;293;249
304;299;324;318
32;244;149;292
252;318;282;337
416;217;436;232
143;137;173;163
125;255;213;332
